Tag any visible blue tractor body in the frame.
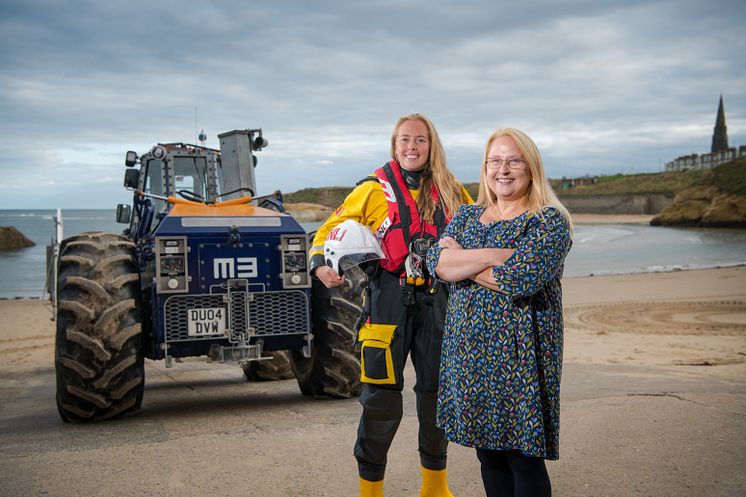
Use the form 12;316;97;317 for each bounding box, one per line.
119;129;314;367
145;216;312;362
52;128;360;422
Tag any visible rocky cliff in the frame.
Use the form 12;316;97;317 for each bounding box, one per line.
283;202;333;222
650;186;746;228
650;158;746;227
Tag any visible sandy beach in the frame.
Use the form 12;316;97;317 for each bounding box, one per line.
1;267;744;496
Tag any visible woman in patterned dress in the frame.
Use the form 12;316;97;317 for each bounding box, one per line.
426;128;572;497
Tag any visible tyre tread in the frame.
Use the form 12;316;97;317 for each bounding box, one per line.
290;278;363;399
55;231;144;422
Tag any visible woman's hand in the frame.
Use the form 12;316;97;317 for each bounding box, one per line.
471;267;499;290
438;236;463;250
493;248;516;265
314;265;345;288
469;249;516;290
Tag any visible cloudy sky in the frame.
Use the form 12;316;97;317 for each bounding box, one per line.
2;0;744;209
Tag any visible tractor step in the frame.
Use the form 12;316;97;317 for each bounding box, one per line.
208;343;263;363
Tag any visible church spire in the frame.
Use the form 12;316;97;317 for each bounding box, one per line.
711;94;729;154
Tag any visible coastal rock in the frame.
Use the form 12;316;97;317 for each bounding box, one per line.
673;186;718;202
702;193;746;226
0;227;36;250
283;202;332;222
651;186;746;227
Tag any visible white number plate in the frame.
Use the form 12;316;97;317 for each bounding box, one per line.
187;307;227;336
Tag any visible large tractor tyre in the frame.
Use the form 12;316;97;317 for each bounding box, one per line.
55;231;144;422
290;271;364;399
242;350;294;381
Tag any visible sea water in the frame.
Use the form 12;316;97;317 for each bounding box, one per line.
1;209;745;298
0;210;124;298
565;223;746;276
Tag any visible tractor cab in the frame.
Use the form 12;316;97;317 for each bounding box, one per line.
117;129;271;242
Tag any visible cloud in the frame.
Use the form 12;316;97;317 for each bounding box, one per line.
0;0;744;208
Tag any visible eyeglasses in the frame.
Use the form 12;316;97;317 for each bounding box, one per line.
486;158;526;169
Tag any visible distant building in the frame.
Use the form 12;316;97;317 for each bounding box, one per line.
711;95;729;154
559;175;598;190
665;95;745;172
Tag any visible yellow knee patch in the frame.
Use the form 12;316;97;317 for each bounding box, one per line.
358;323;397;385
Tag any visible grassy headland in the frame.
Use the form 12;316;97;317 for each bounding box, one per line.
284;187;355;209
283;159;746;226
702;157;746;196
551;157;745;197
285;158;745;206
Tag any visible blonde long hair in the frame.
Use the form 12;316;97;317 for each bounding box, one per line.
389;113;466;223
476;128;572;227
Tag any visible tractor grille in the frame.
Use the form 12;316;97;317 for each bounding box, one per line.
163;290;310;343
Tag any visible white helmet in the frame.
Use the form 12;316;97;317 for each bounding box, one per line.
324;220;386;275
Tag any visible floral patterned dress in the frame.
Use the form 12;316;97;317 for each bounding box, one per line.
426;204;572;459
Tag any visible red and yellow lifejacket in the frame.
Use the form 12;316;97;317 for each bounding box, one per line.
374;161;447;275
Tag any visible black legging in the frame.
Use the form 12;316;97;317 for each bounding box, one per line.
475;448;551;497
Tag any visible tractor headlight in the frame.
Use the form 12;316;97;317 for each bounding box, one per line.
125;151;138;167
155;237;190;294
280;235;310;289
283;252;306;272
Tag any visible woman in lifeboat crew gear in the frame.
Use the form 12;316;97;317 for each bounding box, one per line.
309;113;472;497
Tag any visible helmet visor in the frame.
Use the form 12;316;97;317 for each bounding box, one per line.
337;251;384;274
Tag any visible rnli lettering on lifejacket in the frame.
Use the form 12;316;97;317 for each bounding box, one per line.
379;178;397;203
376;217;392;239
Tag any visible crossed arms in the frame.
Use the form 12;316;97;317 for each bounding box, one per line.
433;236;515;291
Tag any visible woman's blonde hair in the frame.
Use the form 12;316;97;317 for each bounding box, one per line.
389;113;466;223
476;127;572;227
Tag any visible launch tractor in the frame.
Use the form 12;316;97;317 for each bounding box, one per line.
51;129;362;422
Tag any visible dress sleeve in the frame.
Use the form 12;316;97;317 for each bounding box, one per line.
491;207;572;297
426;204;472;277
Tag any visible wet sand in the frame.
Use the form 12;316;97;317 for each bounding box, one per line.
571;213;653;224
